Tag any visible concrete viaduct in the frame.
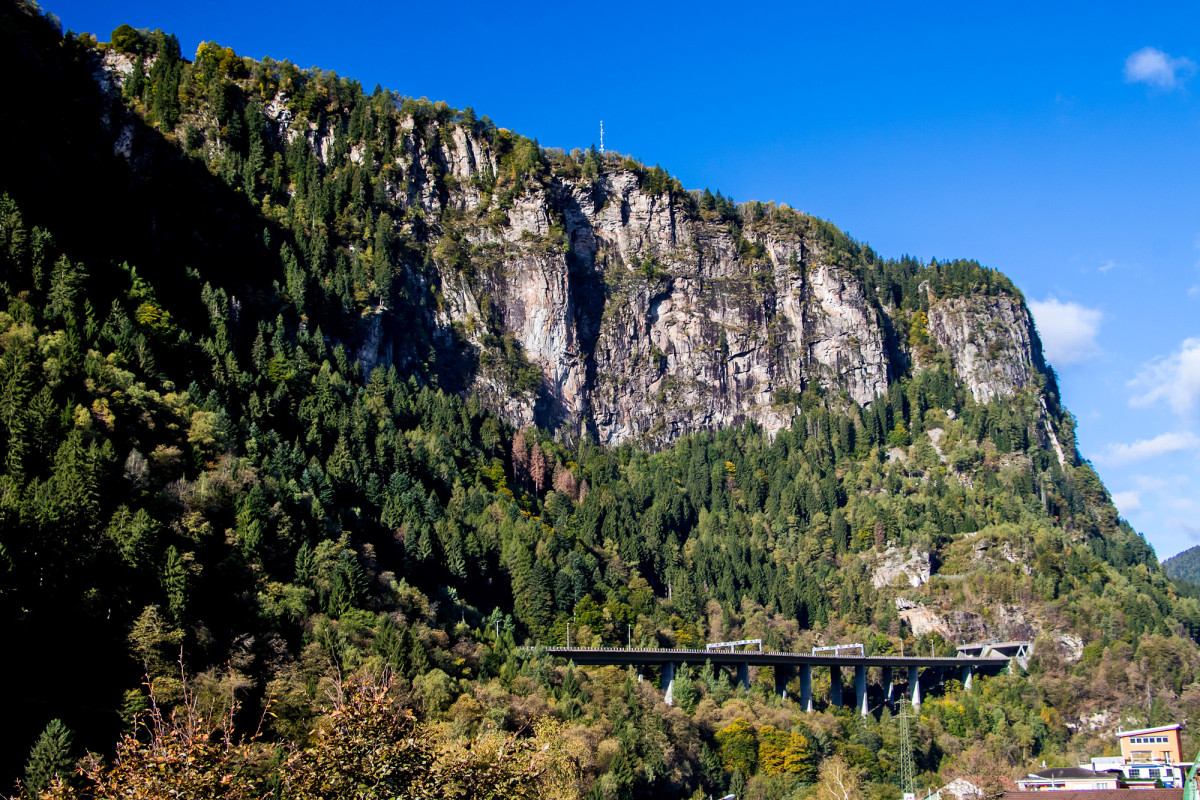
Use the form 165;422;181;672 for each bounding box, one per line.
532;641;1029;715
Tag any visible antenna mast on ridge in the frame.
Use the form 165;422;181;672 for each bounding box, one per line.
599;120;604;153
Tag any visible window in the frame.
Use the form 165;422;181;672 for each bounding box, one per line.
1150;770;1161;778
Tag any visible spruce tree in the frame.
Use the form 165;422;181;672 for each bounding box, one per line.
372;614;401;670
24;718;74;795
162;545;187;620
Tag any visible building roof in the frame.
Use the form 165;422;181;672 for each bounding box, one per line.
1003;791;1183;800
1118;725;1183;737
1025;768;1109;780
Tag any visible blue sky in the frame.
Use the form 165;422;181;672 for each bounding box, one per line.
46;0;1200;558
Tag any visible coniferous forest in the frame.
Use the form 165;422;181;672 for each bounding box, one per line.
3;3;1200;799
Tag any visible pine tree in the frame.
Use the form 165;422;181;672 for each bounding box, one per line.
295;541;316;585
373;212;393;306
700;741;723;792
47;254;85;322
162;545;187;620
672;663;698;714
372;614;402;670
406;633;430;679
729;769;746;798
608;748;635;800
24;718;74;795
562;665;580;698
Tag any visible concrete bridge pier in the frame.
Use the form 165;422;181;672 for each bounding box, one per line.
907;665;921;709
830;665;843;707
736;662;750;691
775;665;794;700
855;665;868;717
961;664;973;691
800;665;813;712
662;662;676;706
882;667;895;708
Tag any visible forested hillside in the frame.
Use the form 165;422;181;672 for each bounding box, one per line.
3;4;1199;799
1164;546;1200;586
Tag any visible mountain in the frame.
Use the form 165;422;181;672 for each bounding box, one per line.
3;4;1198;799
9;8;1060;451
1164;546;1200;585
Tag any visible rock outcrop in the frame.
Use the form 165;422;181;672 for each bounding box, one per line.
93;56;1053;448
926;293;1041;404
873;547;931;589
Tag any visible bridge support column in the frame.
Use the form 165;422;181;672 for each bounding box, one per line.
908;665;921;709
662;662;676;706
775;666;793;700
856;665;868;717
883;667;894;708
830;665;843;708
961;664;973;691
737;662;750;691
800;665;813;712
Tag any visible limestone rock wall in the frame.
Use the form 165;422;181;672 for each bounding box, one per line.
91;54;1050;447
926;294;1041;404
352;119;1049;446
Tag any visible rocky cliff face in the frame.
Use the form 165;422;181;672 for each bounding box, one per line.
925;292;1042;404
95;54;1054;448
429;161;899;446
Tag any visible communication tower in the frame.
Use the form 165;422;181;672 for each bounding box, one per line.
600;120;604;153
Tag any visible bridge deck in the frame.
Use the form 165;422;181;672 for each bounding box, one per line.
532;646;1009;669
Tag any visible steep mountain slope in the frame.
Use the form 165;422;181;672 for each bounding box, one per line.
2;5;1197;799
25;17;1063;450
1164;546;1200;584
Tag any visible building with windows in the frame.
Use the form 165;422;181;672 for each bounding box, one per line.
1117;726;1183;765
1081;725;1190;788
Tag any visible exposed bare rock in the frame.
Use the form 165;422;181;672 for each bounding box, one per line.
873;546;930;589
896;598;992;642
1055;632;1084;663
355;305;391;375
926;294;1040;403
1072;710;1115;733
927;428;946;461
896;600;952;638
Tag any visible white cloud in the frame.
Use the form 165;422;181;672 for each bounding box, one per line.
1028;297;1102;367
1189;285;1200;298
1129;337;1200;416
1097;431;1200;465
1167;518;1200;541
1112;490;1142;514
1125;47;1196;90
1098;260;1117;273
1135;474;1172;491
